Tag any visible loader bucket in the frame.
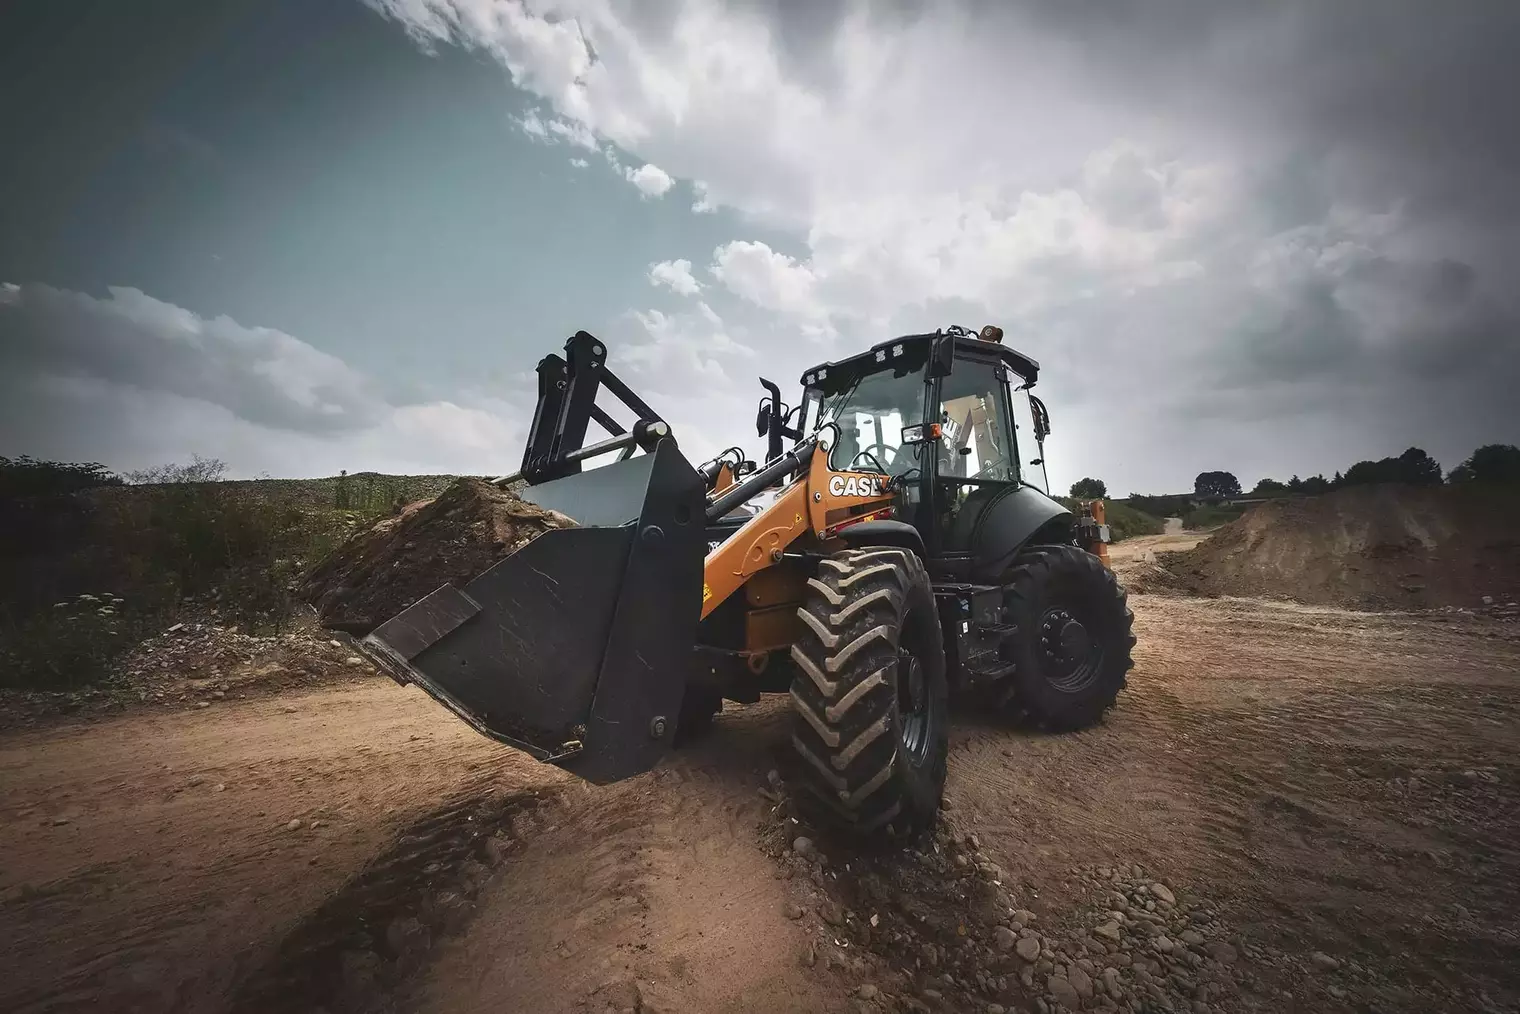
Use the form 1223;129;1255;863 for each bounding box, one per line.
355;438;706;785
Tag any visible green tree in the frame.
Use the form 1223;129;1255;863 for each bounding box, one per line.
1343;447;1442;487
1396;447;1443;486
1194;470;1241;500
1449;444;1520;484
1069;477;1108;499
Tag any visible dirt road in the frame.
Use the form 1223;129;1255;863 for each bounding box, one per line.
0;677;549;1014
2;549;1517;1013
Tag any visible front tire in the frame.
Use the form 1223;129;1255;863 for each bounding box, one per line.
991;545;1135;730
787;547;949;842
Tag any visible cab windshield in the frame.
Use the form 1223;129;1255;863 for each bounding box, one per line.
809;368;927;477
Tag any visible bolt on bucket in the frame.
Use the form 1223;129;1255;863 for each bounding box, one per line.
355;439;706;784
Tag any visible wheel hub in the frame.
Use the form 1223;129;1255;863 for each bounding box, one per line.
1040;609;1087;661
1038;605;1103;693
897;651;931;765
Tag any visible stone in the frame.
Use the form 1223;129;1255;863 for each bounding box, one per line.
1206;942;1238;965
286;818;303;831
995;926;1018;952
1094;921;1122;942
1070;966;1095;999
1017;936;1042;961
1309;951;1340;971
1151;883;1176;905
1013;909;1037;924
1154;935;1175;954
856;984;879;1000
783;902;804;920
1048;975;1080;1008
1181;930;1205;946
793;837;816;857
1101;967;1122;997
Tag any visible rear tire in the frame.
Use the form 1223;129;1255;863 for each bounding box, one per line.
991;544;1135;729
787;547;948;842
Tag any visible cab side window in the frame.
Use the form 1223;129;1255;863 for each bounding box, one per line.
936;361;1016;484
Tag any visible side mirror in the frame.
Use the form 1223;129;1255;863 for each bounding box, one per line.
1031;394;1051;440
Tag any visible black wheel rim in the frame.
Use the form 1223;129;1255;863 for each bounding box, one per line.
1037;599;1105;694
897;650;932;765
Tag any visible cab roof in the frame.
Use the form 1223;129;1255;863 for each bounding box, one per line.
799;329;1041;392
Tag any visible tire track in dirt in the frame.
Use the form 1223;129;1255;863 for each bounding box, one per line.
751;590;1520;1013
228;773;559;1014
0;679;559;1014
402;702;852;1014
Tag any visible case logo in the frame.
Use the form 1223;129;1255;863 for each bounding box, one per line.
828;474;887;498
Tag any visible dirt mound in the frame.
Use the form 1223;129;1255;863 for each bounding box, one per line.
1168;483;1520;610
298;478;576;635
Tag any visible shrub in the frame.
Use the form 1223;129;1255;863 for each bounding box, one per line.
1182;504;1246;530
0;455;124;498
0;592;143;690
0;456;373;689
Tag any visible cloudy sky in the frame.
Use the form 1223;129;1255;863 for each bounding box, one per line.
2;0;1516;495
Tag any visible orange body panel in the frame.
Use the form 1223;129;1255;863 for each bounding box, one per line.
701;479;811;619
699;444;897;620
709;462;736;495
1089;498;1112;568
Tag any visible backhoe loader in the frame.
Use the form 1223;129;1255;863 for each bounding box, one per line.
353;324;1134;841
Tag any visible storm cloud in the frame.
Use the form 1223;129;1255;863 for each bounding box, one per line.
359;0;1519;489
2;0;1516;490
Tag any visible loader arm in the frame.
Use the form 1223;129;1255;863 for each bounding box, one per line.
702;437;898;618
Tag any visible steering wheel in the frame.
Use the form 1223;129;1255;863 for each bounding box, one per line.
851;443;898;472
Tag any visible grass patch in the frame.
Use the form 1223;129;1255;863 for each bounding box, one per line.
1182;504;1247;529
0;458;463;691
1104;501;1166;541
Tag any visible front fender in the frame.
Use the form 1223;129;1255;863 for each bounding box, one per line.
833;519;926;560
967;485;1073;580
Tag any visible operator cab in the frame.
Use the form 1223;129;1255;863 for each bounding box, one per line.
796;325;1055;573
